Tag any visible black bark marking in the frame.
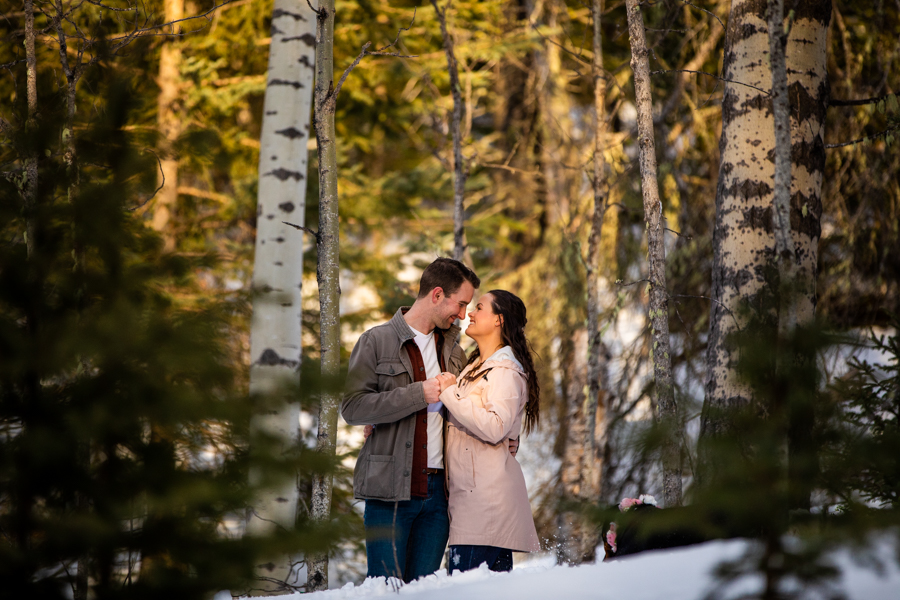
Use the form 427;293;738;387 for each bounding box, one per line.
274;261;283;266
278;201;295;213
257;348;299;368
299;56;312;68
267;214;275;220
739;204;774;234
265;168;304;181
790;191;822;239
269;79;304;89
270;24;284;36
266;110;278;116
283;33;317;47
276;127;306;140
272;9;307;21
271;156;278;161
275;237;285;243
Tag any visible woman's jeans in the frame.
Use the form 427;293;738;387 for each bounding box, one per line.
448;544;513;574
363;473;449;583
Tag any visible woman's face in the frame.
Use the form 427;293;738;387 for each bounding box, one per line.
465;293;501;339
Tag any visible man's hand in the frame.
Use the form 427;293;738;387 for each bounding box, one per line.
423;378;442;404
508;437;519;457
436;372;456;392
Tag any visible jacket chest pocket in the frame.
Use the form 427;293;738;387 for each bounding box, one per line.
374;361;408;391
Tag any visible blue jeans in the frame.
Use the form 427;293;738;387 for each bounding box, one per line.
363;473;449;583
448;544;513;574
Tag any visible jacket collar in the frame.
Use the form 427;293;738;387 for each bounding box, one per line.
390;307;461;344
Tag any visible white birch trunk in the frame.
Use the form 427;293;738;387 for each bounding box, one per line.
246;0;316;594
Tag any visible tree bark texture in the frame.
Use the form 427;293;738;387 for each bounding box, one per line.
583;0;610;510
24;0;38;258
246;0;315;594
151;0;184;252
308;0;341;591
432;0;467;262
50;0;85;271
625;0;682;508
700;0;830;481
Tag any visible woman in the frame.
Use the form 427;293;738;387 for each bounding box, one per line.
435;289;541;574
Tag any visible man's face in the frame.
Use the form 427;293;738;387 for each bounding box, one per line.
432;280;475;329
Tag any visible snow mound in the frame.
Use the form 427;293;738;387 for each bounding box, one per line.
242;537;900;600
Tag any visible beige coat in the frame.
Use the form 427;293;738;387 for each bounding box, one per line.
439;346;540;552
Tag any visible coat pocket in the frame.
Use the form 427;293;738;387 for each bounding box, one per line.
363;454;395;499
374;361;408;391
452;445;476;491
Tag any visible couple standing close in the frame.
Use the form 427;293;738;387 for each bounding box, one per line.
340;258;541;582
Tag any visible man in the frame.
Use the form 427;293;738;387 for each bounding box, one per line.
341;257;479;582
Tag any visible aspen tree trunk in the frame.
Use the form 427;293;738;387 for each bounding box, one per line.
699;0;830;489
151;0;183;251
625;0;682;508
246;0;315;594
23;0;37;258
583;0;610;508
431;1;467;261
307;0;340;591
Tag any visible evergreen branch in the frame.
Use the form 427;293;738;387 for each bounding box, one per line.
283;221;318;239
651;69;771;96
826;121;900;149
829;94;897;107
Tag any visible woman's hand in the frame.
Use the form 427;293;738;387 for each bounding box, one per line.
436;372;457;392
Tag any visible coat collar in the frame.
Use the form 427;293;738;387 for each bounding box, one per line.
389;306;461;344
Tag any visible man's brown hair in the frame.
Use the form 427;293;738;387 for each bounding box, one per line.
416;257;481;299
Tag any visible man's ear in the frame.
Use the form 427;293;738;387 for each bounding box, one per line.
431;287;444;304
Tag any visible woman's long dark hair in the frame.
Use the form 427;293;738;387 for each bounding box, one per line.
465;289;541;434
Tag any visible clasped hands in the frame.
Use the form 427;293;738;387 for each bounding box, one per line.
424;372;457;404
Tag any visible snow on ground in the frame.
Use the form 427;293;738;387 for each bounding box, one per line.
233;536;900;600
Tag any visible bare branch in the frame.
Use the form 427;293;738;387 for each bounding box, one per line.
375;8;416;53
305;0;322;17
825;121;900;148
128;151;165;212
651;68;771;96
331;12;418;100
282;221;319;239
678;0;725;31
830;94;898;107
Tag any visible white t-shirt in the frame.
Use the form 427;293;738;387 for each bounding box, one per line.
409;326;444;469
